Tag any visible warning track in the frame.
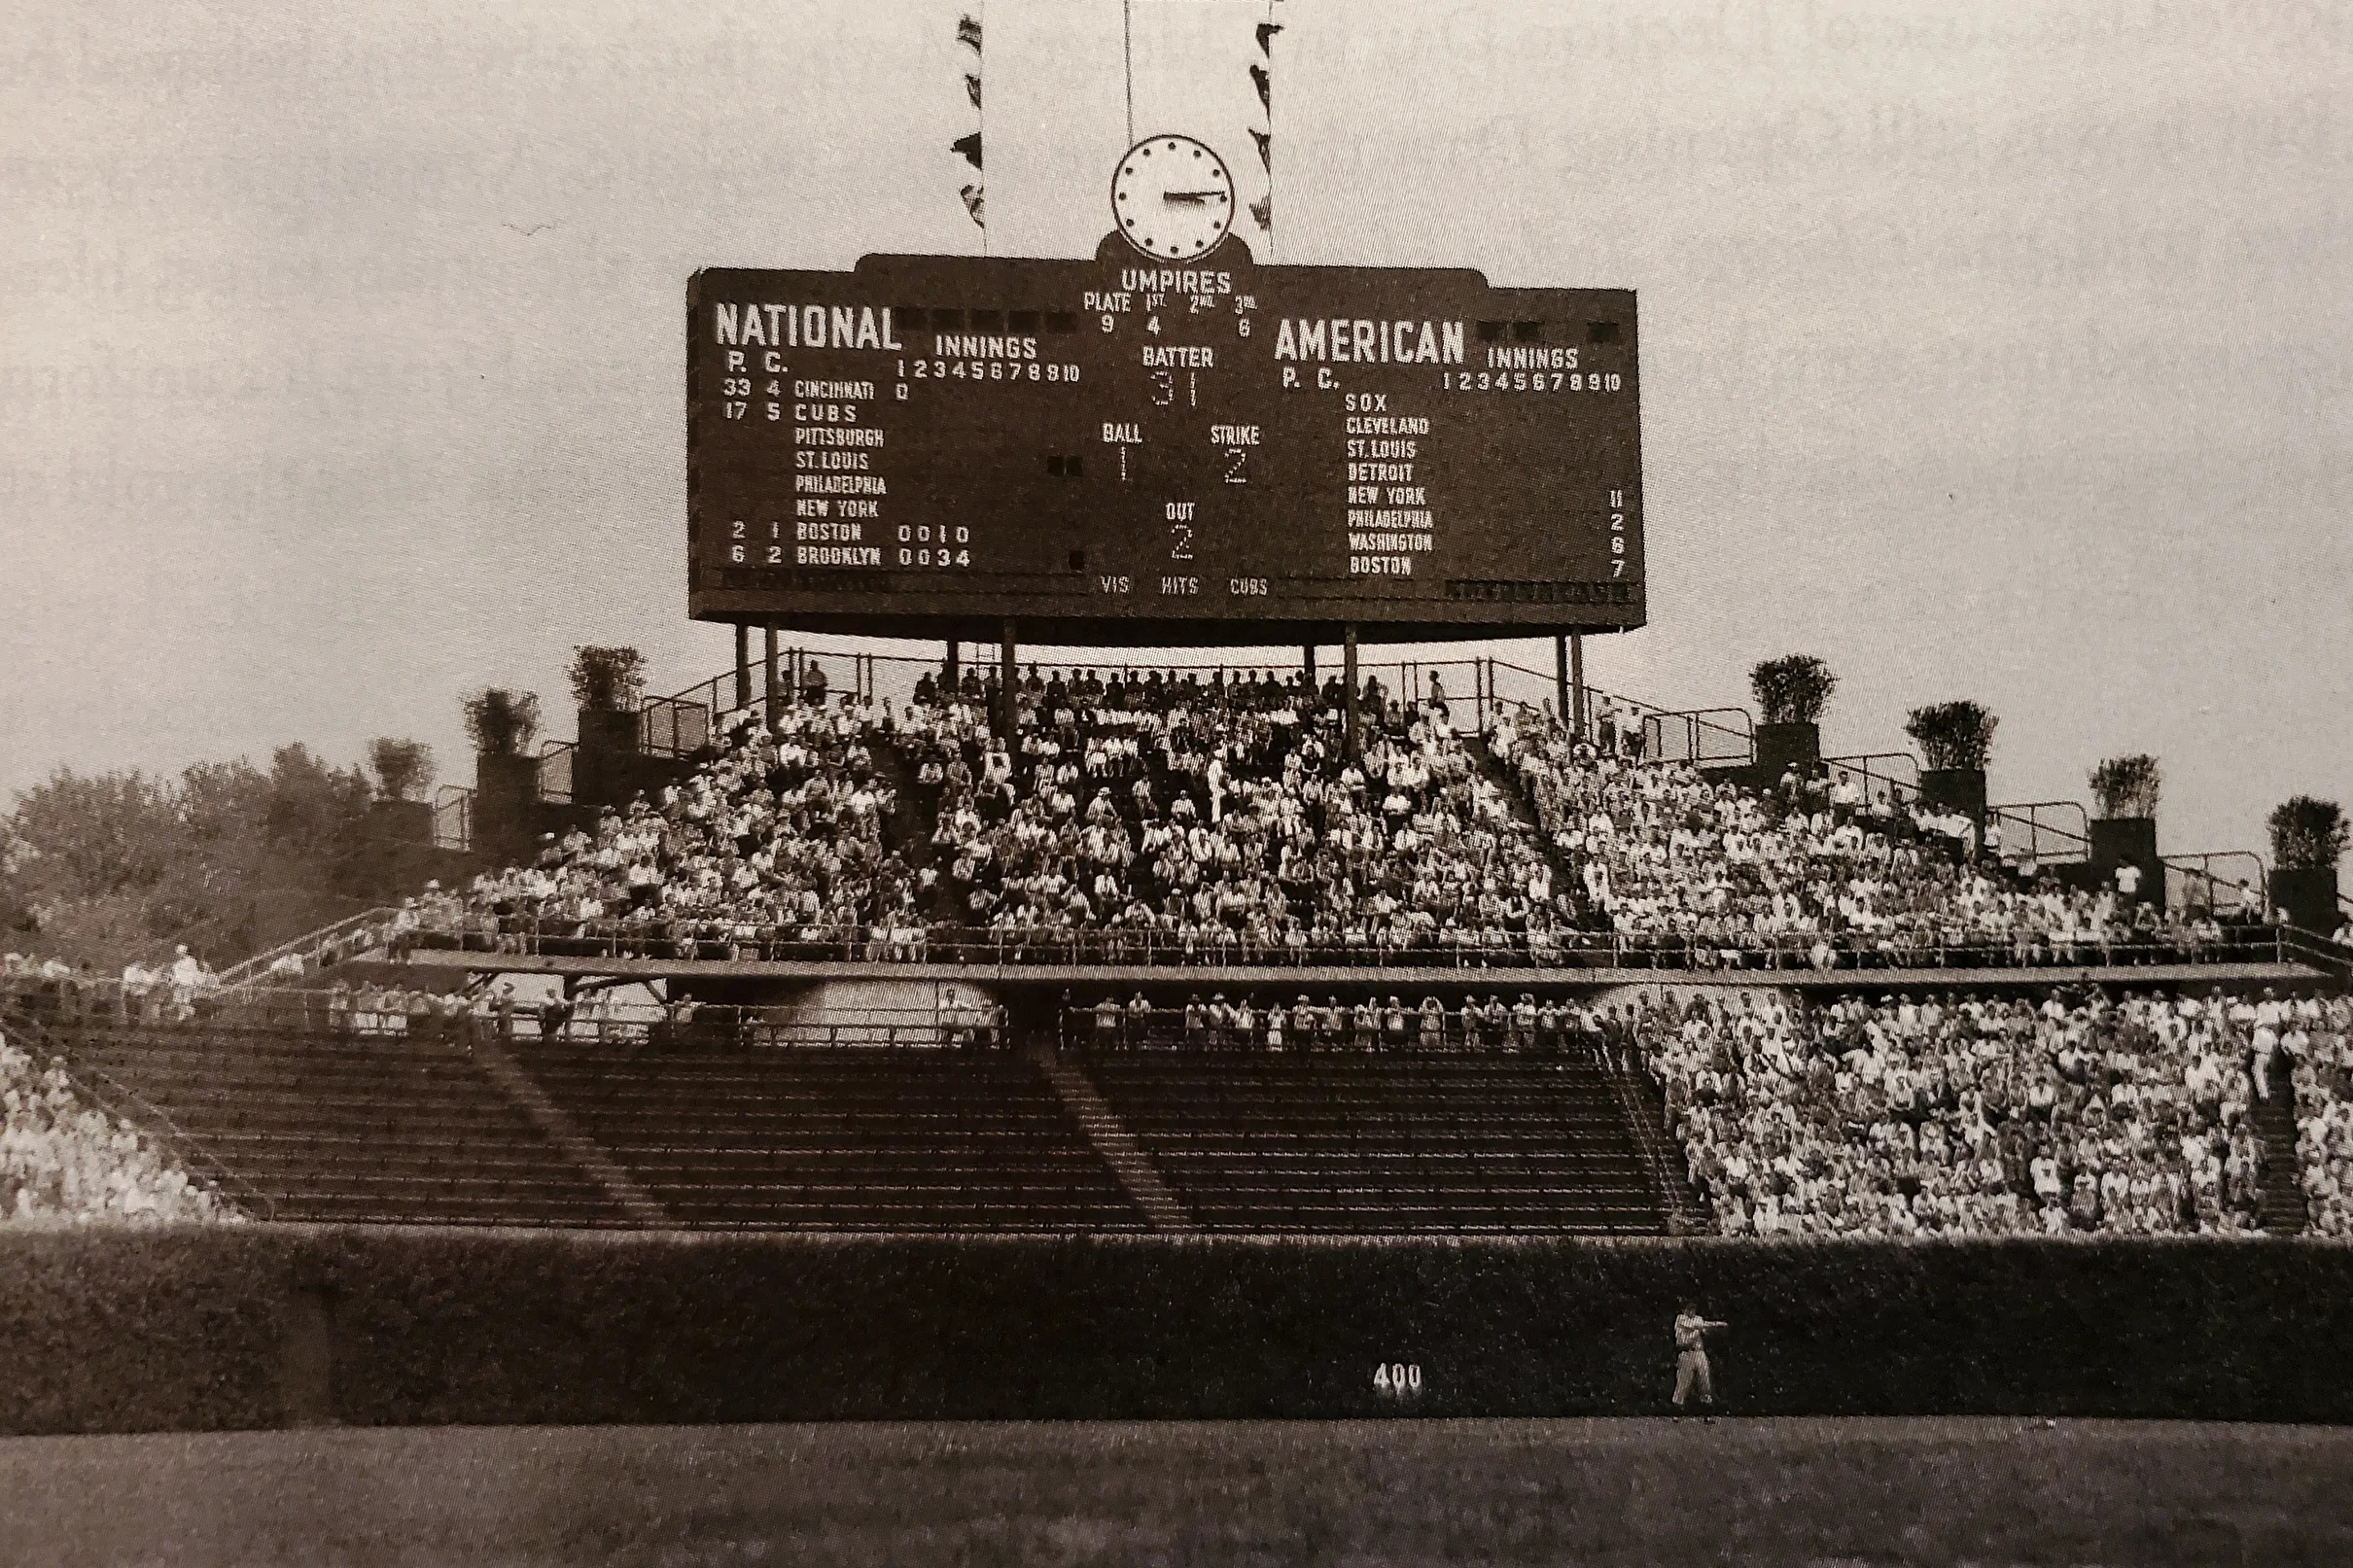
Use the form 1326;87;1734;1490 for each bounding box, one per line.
3;1416;2347;1566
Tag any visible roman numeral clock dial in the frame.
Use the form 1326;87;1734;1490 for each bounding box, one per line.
1111;135;1235;261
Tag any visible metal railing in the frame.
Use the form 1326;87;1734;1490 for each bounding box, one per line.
1483;655;1755;765
641;695;711;757
1825;752;1922;809
1642;707;1757;767
1055;1002;1626;1053
2163;852;2267;918
1987;801;2092;865
433;784;473;853
536;741;576;805
2280;925;2353;981
3;976;1003;1053
407;919;2309;975
214;905;401;987
655;646;1754;763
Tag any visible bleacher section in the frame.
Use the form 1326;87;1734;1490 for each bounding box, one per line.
507;1043;1143;1231
1083;1053;1665;1235
54;1026;624;1226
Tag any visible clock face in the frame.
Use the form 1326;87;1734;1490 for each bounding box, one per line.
1110;135;1236;261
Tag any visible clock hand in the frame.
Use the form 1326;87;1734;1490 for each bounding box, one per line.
1161;191;1227;204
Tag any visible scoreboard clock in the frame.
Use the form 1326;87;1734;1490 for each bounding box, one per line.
688;148;1642;645
1110;134;1237;261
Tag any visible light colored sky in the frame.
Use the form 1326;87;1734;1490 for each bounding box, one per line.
3;0;2348;879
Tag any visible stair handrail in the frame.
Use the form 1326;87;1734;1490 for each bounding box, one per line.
214;904;402;987
1605;1057;1703;1237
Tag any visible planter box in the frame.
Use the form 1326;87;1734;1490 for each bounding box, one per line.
574;708;641;810
472;753;541;869
2269;866;2338;935
1753;722;1819;782
1919;768;1986;825
2090;817;2160;904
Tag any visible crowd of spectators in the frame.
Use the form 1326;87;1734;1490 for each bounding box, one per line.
2289;993;2353;1237
5;947;226;1025
428;697;912;958
898;666;1573;962
0;1030;237;1225
1060;990;1646;1055
1484;711;2250;970
1639;985;2276;1237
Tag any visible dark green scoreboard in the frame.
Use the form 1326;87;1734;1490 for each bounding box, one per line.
687;235;1641;644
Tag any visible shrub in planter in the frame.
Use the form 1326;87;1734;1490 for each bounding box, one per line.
1904;701;1997;772
462;689;541;757
1749;655;1838;727
2268;795;2348;872
568;645;647;713
366;738;435;803
2089;754;2161;820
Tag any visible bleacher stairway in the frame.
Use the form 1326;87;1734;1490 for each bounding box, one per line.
1460;731;1587;924
2253;1087;2308;1237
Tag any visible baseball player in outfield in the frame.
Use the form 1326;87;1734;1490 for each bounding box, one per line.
1671;1304;1729;1412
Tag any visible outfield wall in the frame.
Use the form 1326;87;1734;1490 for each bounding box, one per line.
3;1227;2349;1434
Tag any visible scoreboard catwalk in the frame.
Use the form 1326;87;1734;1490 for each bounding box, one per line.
689;234;1642;644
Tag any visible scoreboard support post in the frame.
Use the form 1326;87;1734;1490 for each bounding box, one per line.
762;624;780;721
1303;645;1316;681
1343;625;1360;758
734;624;751;714
944;640;960;689
1555;635;1570;731
999;618;1018;740
1569;633;1588;740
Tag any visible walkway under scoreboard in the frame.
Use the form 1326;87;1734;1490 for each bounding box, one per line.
689;235;1641;645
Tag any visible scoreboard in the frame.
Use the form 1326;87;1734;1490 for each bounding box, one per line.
688;234;1642;644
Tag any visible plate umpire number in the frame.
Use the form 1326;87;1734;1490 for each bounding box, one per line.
1373;1363;1422;1398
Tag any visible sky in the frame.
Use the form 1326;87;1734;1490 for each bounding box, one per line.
3;0;2348;878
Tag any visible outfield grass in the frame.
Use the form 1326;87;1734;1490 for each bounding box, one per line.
2;1417;2347;1566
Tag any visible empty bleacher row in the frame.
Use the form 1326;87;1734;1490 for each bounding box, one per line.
504;1041;1141;1231
19;1004;1678;1235
54;1026;623;1227
1082;1053;1666;1234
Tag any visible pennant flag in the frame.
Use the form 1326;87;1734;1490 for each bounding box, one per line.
1249;62;1269;113
1249;126;1270;171
965;71;981;110
1256;22;1282;53
1249;194;1271;230
953;131;983;169
957;15;981;52
961;184;985;226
